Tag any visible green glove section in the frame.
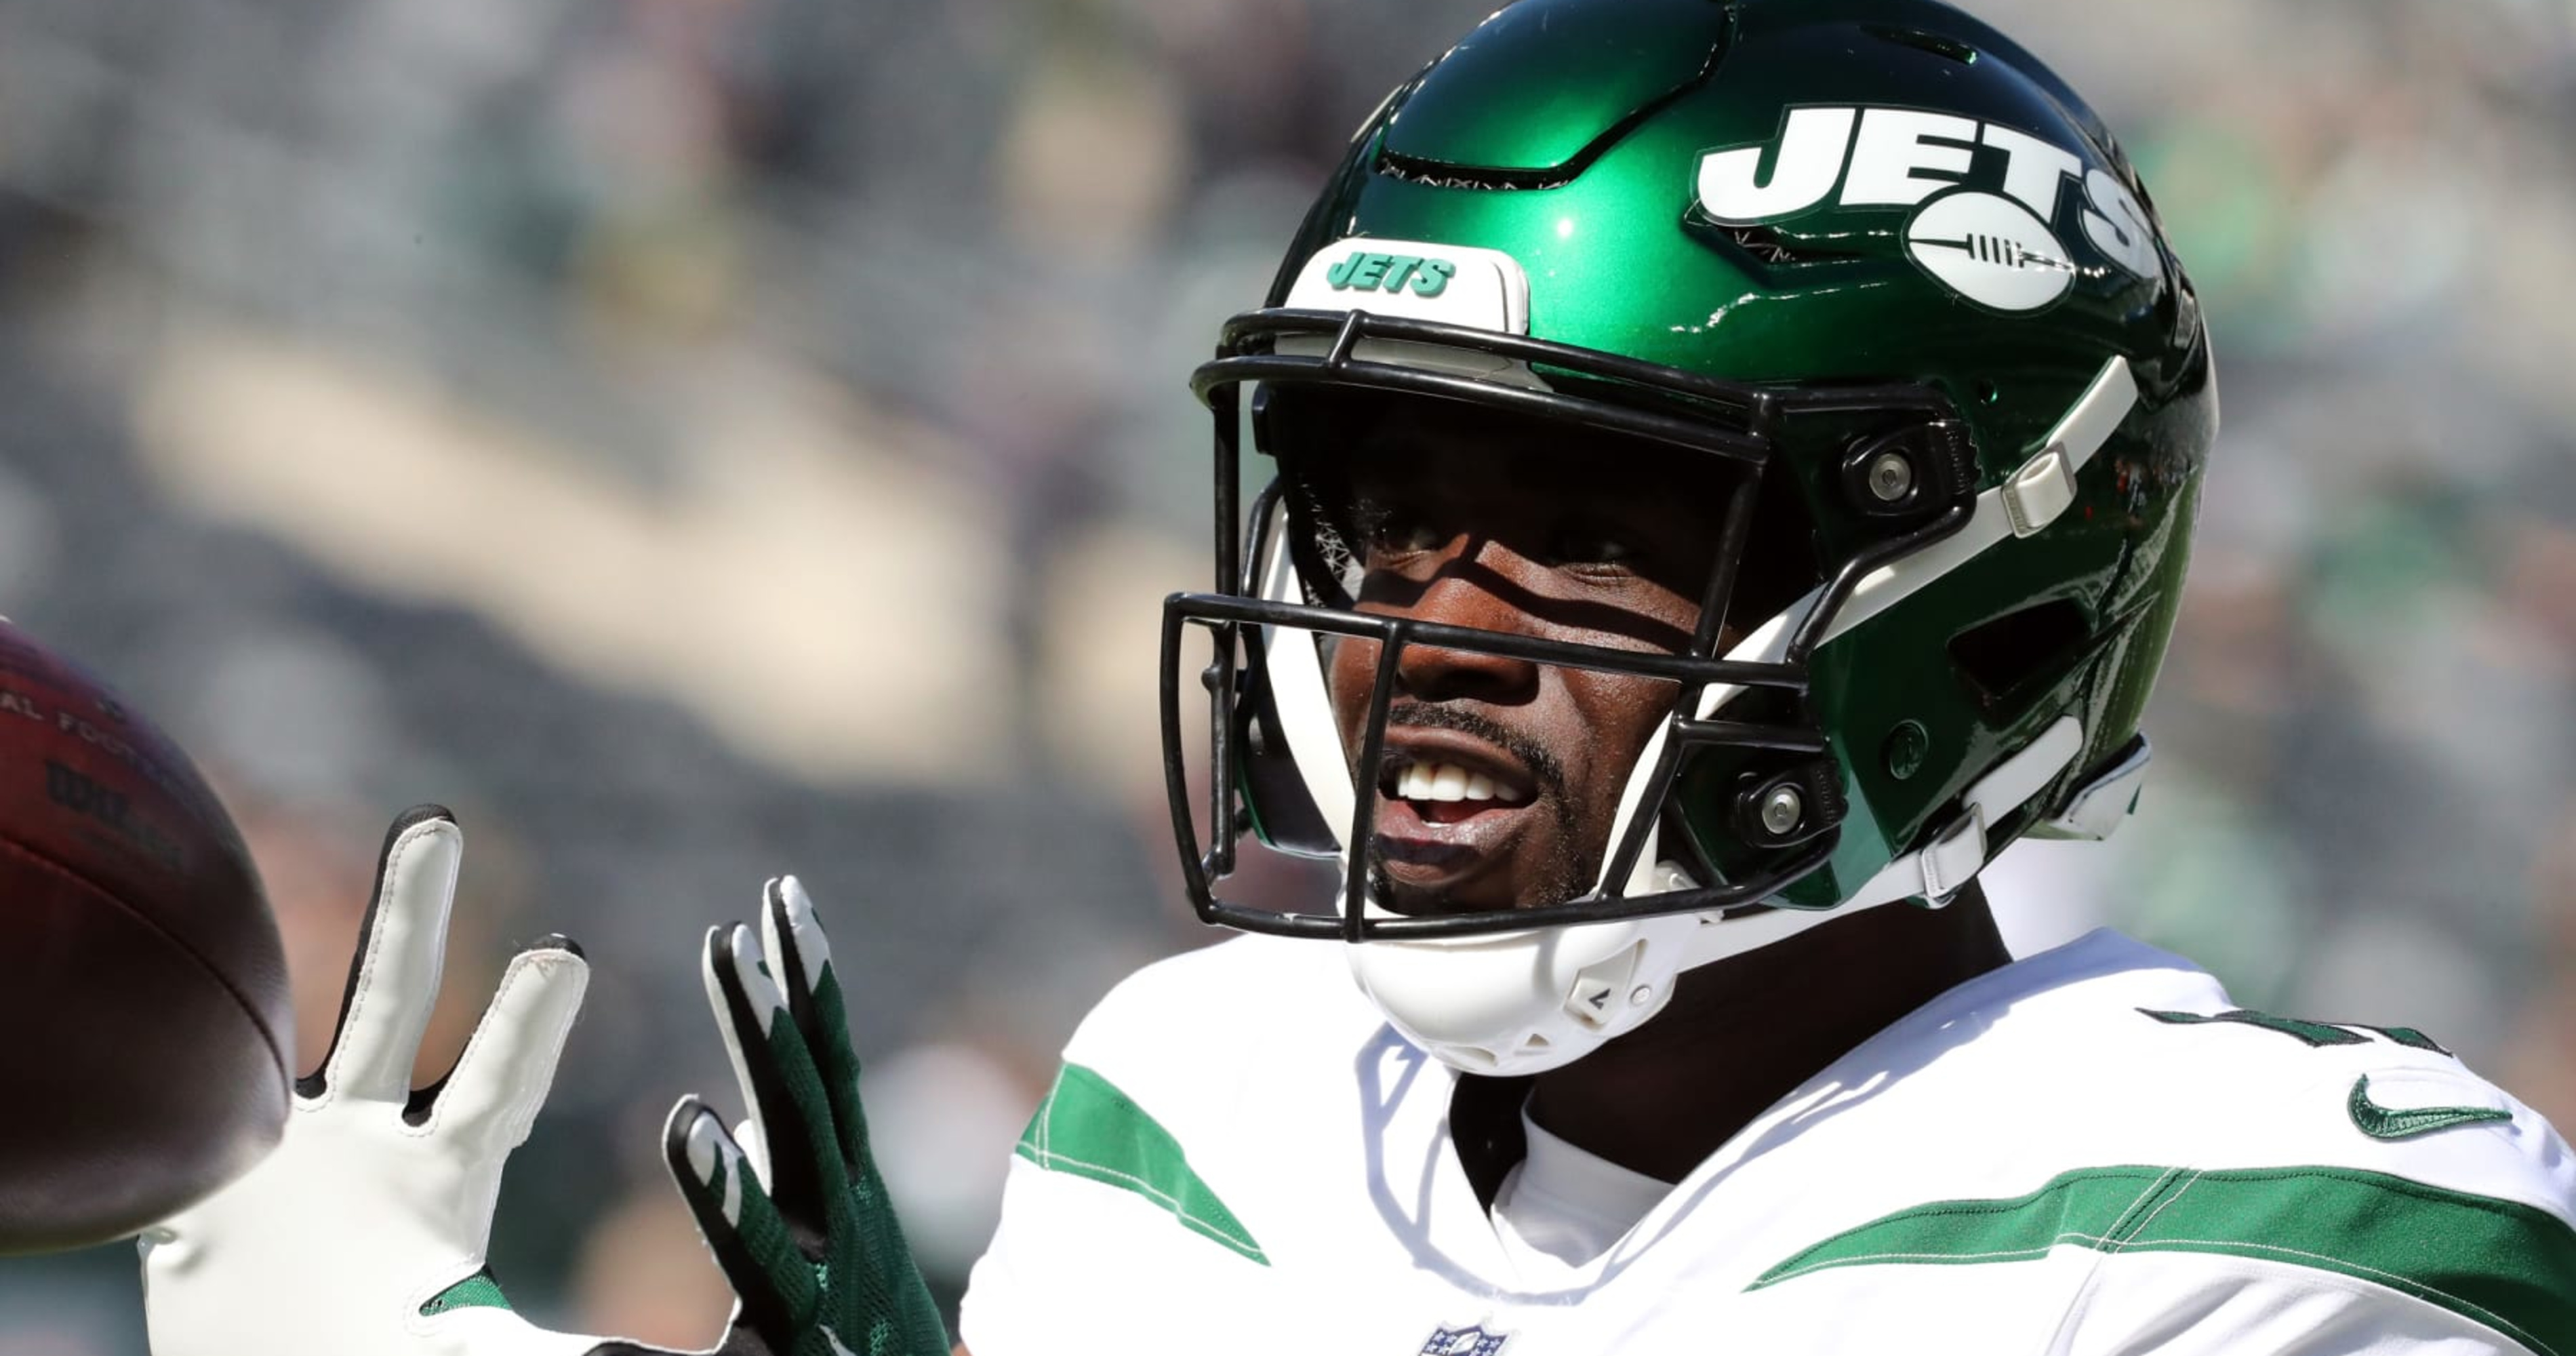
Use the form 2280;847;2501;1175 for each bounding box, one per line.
664;878;950;1356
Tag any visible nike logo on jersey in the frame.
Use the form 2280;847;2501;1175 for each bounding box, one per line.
2348;1075;2514;1141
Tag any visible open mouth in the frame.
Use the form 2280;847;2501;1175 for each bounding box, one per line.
1380;756;1531;822
1368;740;1544;904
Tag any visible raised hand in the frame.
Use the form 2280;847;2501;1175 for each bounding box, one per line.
138;808;949;1356
658;877;950;1356
140;805;601;1356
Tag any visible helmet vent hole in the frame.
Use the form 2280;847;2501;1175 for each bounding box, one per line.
1949;600;2089;710
1866;24;1980;66
1375;149;1574;192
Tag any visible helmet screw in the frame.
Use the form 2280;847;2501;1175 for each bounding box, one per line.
1866;451;1916;502
1629;984;1655;1008
1883;720;1930;781
1758;784;1804;837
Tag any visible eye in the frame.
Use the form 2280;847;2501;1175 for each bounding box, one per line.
1549;523;1649;573
1359;503;1449;559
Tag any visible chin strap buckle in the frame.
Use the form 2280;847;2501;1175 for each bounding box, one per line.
2000;356;2139;538
1918;807;1989;902
2002;447;2077;537
1849;715;2087;909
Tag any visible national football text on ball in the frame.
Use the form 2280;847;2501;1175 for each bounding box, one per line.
44;759;186;871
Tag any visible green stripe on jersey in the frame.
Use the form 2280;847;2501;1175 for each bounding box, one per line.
1015;1062;1269;1265
1753;1165;2576;1355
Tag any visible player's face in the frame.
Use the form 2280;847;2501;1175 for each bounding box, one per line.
1307;404;1734;915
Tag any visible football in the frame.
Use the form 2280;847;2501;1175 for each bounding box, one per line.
0;616;290;1253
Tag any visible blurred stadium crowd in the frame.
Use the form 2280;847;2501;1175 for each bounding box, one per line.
0;0;2573;1348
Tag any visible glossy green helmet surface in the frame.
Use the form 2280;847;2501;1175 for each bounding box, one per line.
1163;0;2215;959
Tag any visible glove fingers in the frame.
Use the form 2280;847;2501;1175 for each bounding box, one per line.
663;1098;818;1346
703;922;843;1243
758;879;828;1031
718;884;950;1356
761;878;871;1170
304;807;465;1104
698;925;762;1160
421;937;589;1145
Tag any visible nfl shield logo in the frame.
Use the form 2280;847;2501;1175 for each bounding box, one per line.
1420;1325;1511;1355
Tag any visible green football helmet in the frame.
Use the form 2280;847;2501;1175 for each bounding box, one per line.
1159;0;2215;1073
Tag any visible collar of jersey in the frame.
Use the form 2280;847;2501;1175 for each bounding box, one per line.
1491;1100;1676;1279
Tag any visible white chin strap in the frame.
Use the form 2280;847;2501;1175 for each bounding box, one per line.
1313;357;2141;1076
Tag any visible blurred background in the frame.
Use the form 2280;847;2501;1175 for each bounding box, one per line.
2;0;2574;1347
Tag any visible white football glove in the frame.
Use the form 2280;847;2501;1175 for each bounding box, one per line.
140;807;948;1356
140;805;607;1356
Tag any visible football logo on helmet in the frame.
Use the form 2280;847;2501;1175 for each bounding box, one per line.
1694;105;2160;312
1905;191;2074;311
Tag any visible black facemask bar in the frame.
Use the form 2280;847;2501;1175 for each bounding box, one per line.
1161;307;1977;942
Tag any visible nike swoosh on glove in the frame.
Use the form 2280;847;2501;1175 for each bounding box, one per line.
658;877;950;1356
140;805;606;1356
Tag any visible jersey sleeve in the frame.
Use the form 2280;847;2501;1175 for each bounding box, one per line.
2050;1083;2576;1356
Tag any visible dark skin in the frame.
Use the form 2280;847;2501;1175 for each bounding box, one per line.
1310;401;2014;1183
1525;886;2010;1183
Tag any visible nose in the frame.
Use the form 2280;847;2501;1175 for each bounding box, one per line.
1387;541;1540;704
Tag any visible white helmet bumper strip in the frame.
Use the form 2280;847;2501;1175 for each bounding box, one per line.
1814;356;2136;643
1275;237;1546;384
1281;237;1534;335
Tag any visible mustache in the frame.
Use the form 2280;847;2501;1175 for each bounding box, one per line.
1382;704;1569;803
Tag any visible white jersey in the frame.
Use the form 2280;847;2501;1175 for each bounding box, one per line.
959;930;2576;1355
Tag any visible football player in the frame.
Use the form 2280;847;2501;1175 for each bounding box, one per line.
141;0;2576;1353
963;1;2576;1349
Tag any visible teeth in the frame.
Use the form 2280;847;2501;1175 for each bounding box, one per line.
1393;762;1516;805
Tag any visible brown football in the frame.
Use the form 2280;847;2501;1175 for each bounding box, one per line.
0;616;289;1252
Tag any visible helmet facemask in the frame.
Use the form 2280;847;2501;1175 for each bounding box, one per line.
1159;308;1983;949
